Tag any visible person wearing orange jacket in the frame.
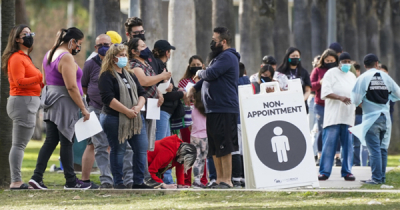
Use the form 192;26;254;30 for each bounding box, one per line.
1;24;43;190
147;135;196;189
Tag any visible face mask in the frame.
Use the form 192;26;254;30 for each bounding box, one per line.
71;40;81;56
139;47;151;60
260;77;272;83
190;66;202;74
210;40;223;52
132;33;146;41
341;64;351;73
22;36;33;48
324;62;337;69
98;46;109;56
115;56;128;68
288;58;300;66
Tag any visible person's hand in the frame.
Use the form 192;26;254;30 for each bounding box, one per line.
161;69;172;80
81;108;90;122
162;183;177;189
166;83;173;92
194;70;204;81
125;109;137;119
182;92;190;106
266;87;275;93
158;94;164;107
177;185;190;189
319;78;323;85
131;105;141;116
178;87;185;92
187;87;196;101
339;96;352;105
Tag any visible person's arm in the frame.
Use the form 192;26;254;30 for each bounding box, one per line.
196;54;231;81
59;54;89;121
350;76;366;106
147;152;174;184
81;60;92;95
303;70;312;101
388;76;400;102
304;86;311;101
9;55;42;88
325;93;351;105
163;89;184;102
173;161;185;186
310;68;322;92
133;67;171;87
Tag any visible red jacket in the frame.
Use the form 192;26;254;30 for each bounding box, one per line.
310;67;329;106
147;135;184;185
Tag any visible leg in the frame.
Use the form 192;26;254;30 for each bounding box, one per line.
200;161;208;185
365;116;385;183
231;154;242;181
207;156;217;181
315;104;324;157
180;127;192;186
122;144;134;186
129;114;149;185
319;125;340;177
379;119;388;183
81;144;95;181
155;111;171;140
213;156;224;184
353;115;362;166
339;125;353;177
220;154;233;186
59;131;77;185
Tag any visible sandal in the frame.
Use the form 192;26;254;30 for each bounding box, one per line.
10;183;29;190
214;182;233;189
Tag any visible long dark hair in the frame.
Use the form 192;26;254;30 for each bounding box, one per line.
47;27;84;65
1;24;30;74
180;55;204;81
277;47;303;77
127;38;140;59
194;91;206;117
316;49;338;68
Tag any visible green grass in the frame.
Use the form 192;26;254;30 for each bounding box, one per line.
2;140;400;209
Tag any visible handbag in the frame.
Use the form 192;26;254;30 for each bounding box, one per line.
170;99;185;120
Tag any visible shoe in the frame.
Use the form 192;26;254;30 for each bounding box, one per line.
113;184;126;189
316;158;320;166
100;183;113;189
125;182;133;189
144;177;163;189
232;181;242;188
240;180;245;188
50;164;57;172
64;179;91;190
89;182;100;189
318;174;329;181
344;174;356;181
206;179;218;188
192;181;206;189
132;183;159;189
214;182;233;189
10;183;29;190
29;179;48;190
362;179;379;185
335;157;342;166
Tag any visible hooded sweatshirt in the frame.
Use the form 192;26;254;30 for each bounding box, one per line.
147;135;184;185
194;48;241;114
310;67;329;106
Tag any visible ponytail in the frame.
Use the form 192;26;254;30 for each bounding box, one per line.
47;27;84;65
47;29;67;65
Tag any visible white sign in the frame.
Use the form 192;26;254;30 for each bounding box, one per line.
146;98;160;120
157;78;171;94
74;111;103;142
240;79;319;189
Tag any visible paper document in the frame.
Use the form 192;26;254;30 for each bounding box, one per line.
157;78;171;94
146;98;160;120
185;82;195;92
74;111;103;142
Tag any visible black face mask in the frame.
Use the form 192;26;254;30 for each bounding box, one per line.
324;62;337;69
288;58;300;66
190;66;202;74
208;40;224;61
132;33;146;41
260;77;272;83
22;36;33;48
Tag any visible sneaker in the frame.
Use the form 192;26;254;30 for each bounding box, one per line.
335;157;342;166
362;179;379;185
192;181;206;189
144;177;163;189
113;184;126;189
232;181;242;188
206;179;218;188
240;180;245;188
89;182;100;189
132;183;158;189
49;164;58;172
125;182;133;189
100;183;113;189
29;179;48;190
344;174;356;181
64;179;91;190
318;174;329;181
316;158;320;166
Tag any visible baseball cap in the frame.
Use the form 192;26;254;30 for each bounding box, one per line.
339;52;351;61
106;31;122;44
154;40;176;51
363;53;379;66
329;42;343;54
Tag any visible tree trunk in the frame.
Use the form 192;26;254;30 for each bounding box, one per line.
390;0;400;153
141;0;163;49
293;0;312;72
340;0;358;62
259;0;275;61
212;0;236;48
15;0;29;25
311;0;327;58
194;0;212;62
0;0;15;187
167;0;196;83
366;0;380;56
273;0;290;63
356;0;367;65
95;0;121;40
377;0;394;71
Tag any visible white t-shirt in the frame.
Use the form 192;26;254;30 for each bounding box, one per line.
321;67;356;128
86;51;98;61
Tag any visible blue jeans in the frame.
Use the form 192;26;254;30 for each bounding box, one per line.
314;104;324;152
365;115;387;183
353;115;369;166
155;110;173;184
207;156;217;181
100;113;148;186
319;124;353;177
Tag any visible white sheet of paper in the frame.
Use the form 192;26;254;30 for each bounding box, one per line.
146;98;160;120
74;111;103;142
157;78;171;94
185;82;195;92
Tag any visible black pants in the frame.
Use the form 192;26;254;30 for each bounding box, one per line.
32;121;76;184
232;154;244;179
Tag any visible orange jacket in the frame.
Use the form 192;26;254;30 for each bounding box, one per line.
8;50;43;96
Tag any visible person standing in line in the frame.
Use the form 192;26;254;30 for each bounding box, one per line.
2;25;43;189
318;52;357;181
309;55;321;162
350;54;400;185
29;27;91;190
249;55;277;83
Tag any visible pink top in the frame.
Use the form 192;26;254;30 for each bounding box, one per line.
310;67;329;106
191;107;207;138
43;51;84;96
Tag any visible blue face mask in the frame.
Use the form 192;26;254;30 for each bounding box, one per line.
341;64;351;73
98;46;110;56
139;47;152;60
115;56;128;68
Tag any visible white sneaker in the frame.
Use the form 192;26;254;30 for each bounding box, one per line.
49;164;57;172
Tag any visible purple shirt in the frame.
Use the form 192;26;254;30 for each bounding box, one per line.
43;51;84;96
81;55;103;110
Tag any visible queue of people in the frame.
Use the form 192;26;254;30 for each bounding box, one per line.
3;17;399;190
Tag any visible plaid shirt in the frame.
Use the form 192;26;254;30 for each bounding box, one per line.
130;59;158;99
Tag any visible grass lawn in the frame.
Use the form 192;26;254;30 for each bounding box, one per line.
2;140;400;209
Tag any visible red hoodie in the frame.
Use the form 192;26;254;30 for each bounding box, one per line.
310;67;329;106
147;135;184;185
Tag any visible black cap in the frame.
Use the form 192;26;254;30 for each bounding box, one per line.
154;40;176;51
363;53;379;65
329;42;343;53
262;55;277;65
339;52;351;61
